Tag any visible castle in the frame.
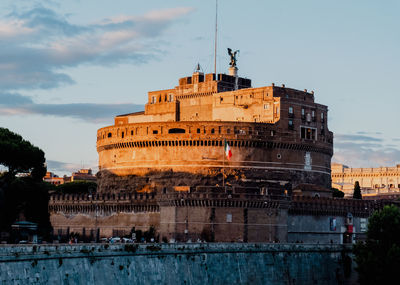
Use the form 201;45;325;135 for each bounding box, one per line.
51;57;383;244
96;63;333;194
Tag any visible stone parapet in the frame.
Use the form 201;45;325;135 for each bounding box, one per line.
289;196;400;217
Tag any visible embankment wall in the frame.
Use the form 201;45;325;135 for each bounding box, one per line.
0;243;356;284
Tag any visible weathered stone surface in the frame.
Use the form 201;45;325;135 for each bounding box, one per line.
0;243;356;284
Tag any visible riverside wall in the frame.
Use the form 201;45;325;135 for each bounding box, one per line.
0;243;356;284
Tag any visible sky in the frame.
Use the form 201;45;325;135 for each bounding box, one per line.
0;0;399;175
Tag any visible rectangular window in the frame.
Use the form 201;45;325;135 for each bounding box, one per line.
264;104;269;110
151;96;156;104
301;127;316;140
121;132;124;138
360;218;367;232
288;120;293;129
289;107;293;114
169;94;173;102
301;108;305;116
330;218;336;231
197;128;200;134
226;213;232;223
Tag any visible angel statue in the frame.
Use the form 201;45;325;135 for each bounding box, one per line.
227;48;239;67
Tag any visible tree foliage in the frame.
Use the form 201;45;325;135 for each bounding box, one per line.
353;181;362;199
354;205;400;284
0;128;51;240
0;128;46;180
1;177;52;238
332;187;345;198
55;181;97;194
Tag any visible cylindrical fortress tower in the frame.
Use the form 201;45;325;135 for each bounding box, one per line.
97;69;333;194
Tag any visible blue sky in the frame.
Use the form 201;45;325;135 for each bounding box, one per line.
0;0;399;175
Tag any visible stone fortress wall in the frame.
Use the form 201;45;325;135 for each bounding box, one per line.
49;189;393;243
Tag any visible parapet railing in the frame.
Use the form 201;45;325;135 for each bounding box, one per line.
289;196;400;217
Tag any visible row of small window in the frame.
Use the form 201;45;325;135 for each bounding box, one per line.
101;127;276;139
288;107;325;122
150;94;174;104
373;184;400;189
288;122;325;136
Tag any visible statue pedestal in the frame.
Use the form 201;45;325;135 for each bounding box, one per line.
228;67;238;77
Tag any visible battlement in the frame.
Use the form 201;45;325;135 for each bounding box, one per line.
289;196;399;217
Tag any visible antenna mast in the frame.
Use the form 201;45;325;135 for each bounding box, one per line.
214;0;218;75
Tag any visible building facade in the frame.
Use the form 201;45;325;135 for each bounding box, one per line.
332;163;400;198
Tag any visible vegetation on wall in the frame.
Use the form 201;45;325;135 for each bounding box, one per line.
55;181;97;194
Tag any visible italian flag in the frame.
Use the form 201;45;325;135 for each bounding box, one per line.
224;139;232;160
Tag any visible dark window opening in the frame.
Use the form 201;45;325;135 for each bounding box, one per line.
288;120;294;130
131;130;133;136
153;130;158;134
169;128;185;134
108;133;112;138
121;132;124;138
227;128;231;134
301;127;316;140
197;128;201;134
211;128;215;134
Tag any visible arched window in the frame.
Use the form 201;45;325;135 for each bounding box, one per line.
168;128;185;134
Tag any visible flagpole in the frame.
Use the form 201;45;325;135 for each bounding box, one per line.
222;139;225;188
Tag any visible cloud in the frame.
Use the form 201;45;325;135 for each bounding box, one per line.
46;160;98;176
334;133;383;142
333;132;400;168
0;5;194;92
0;92;144;122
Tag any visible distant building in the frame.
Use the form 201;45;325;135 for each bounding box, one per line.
43;172;65;185
331;163;400;198
44;169;96;185
70;169;96;183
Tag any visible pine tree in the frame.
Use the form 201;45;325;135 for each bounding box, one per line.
353;181;362;199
